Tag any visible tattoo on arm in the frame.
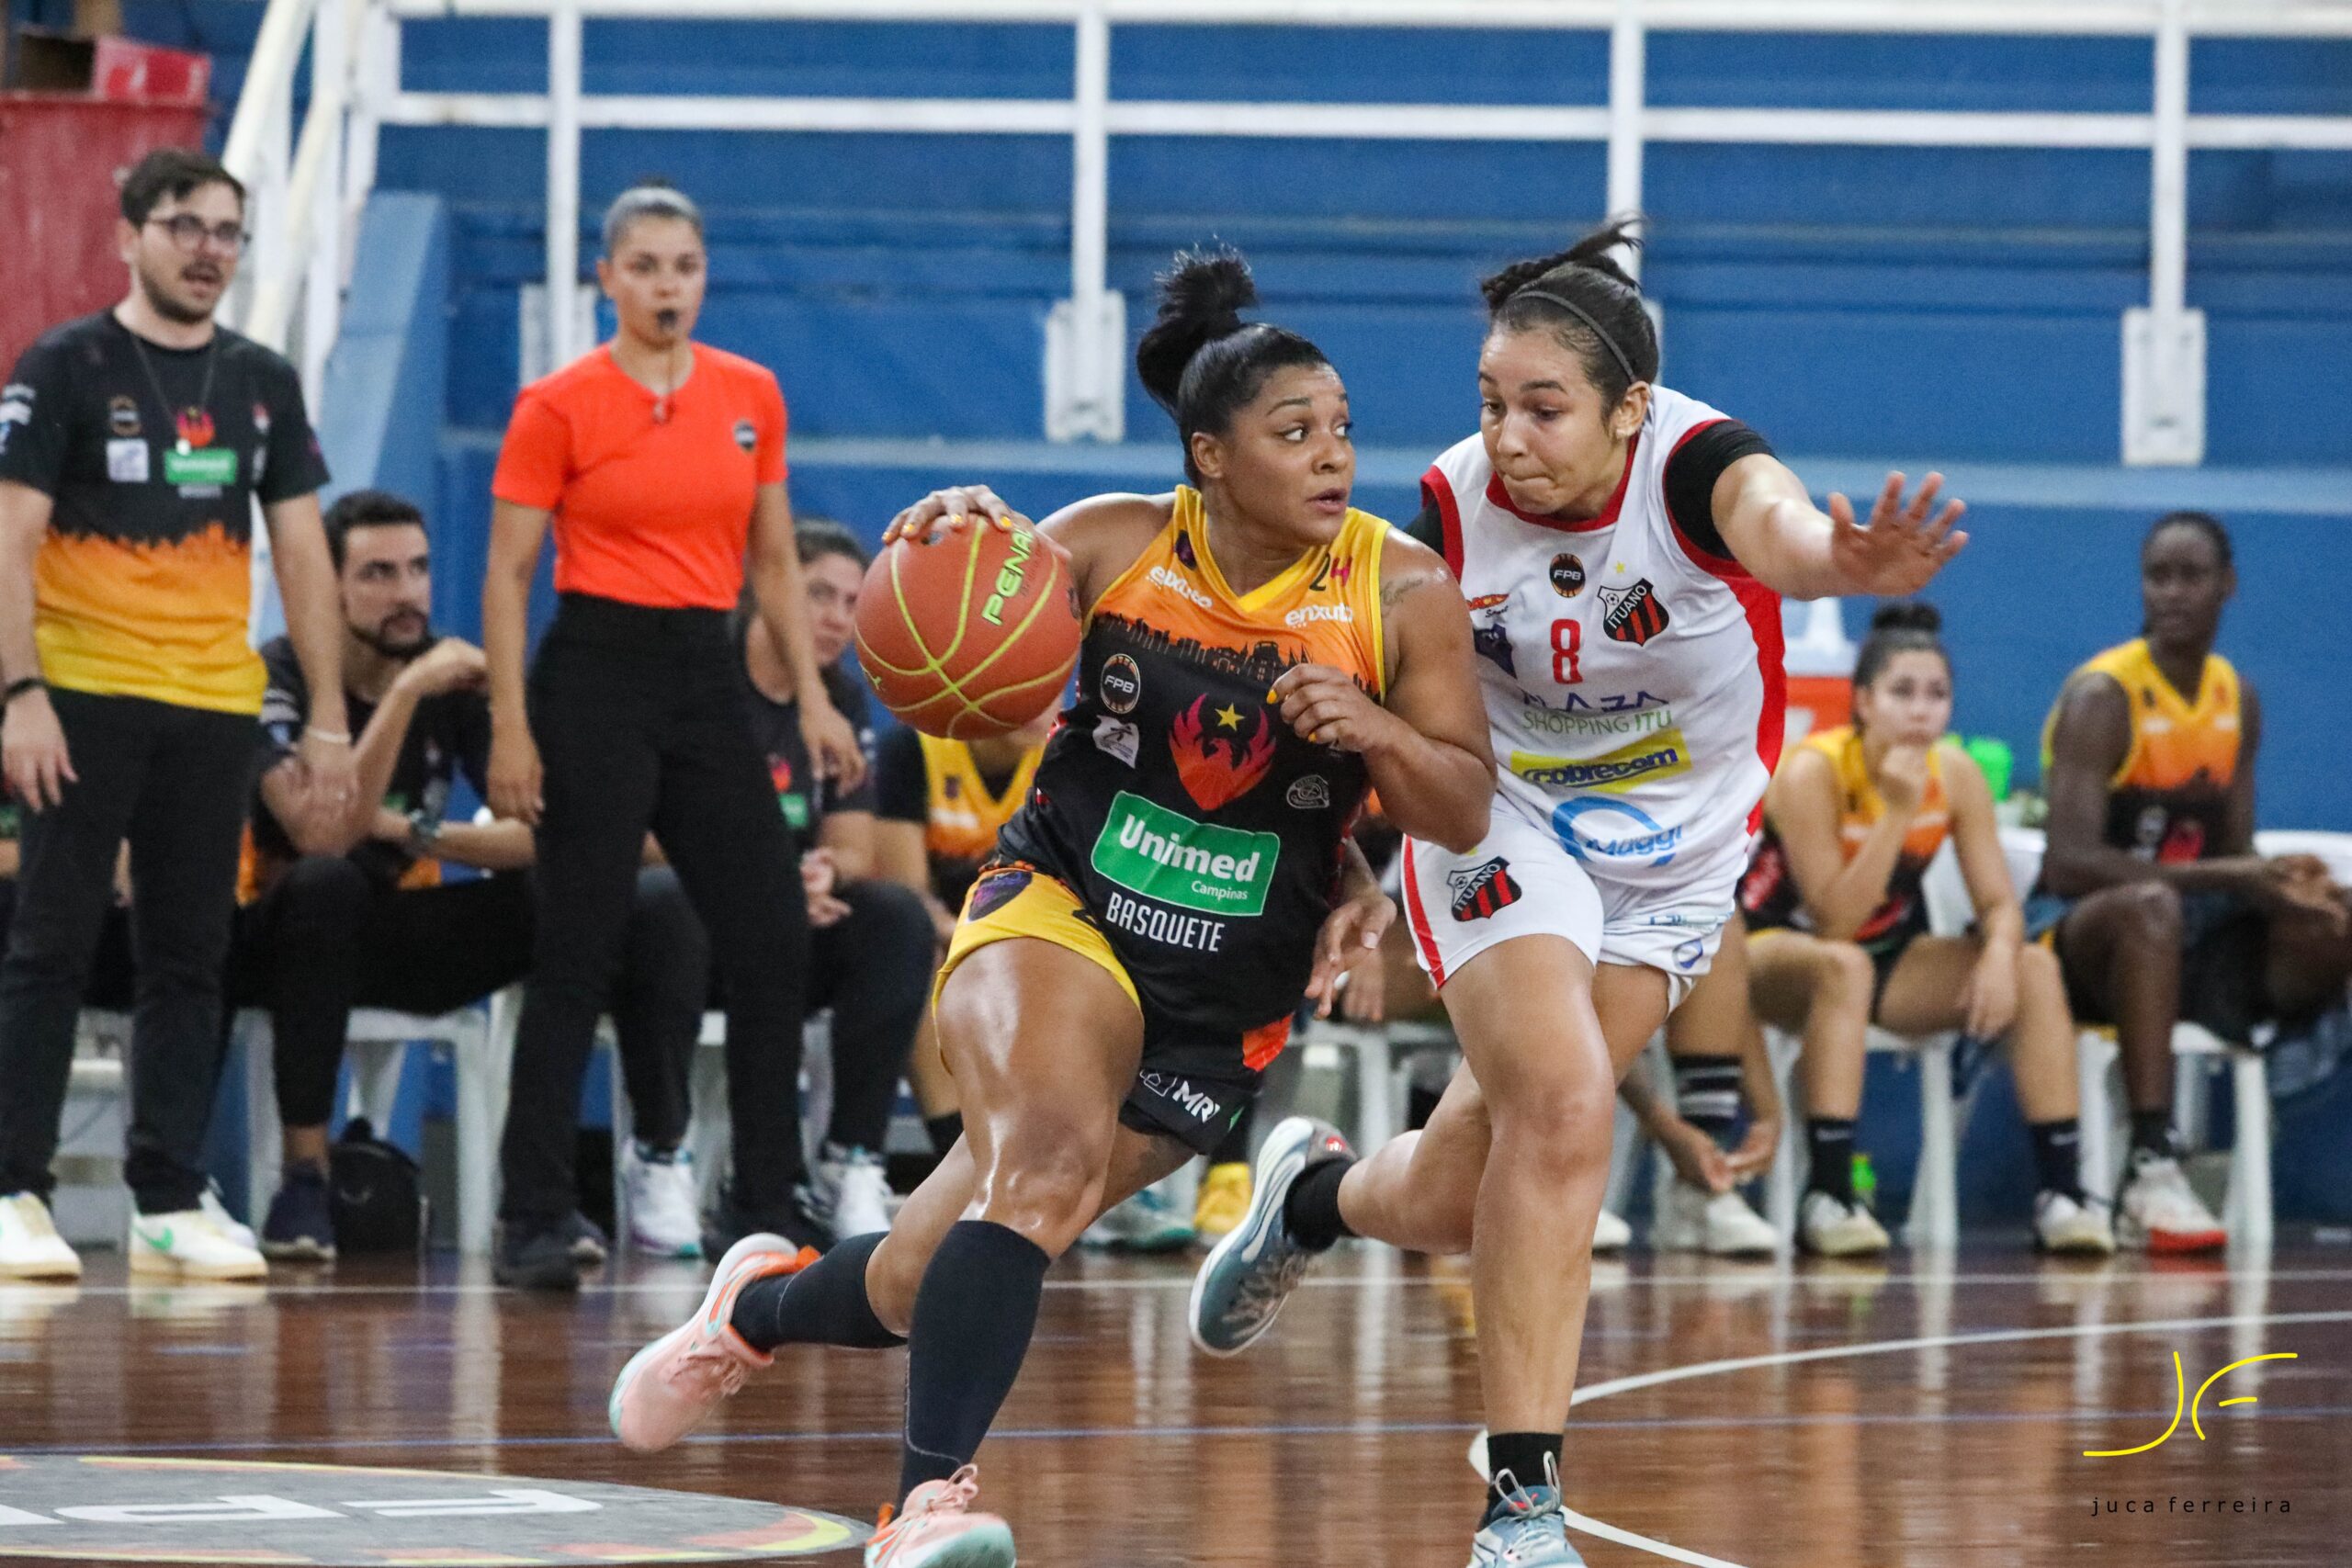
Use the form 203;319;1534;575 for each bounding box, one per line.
1381;564;1443;615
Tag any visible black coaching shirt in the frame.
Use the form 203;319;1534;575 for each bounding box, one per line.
240;636;493;902
740;652;878;854
0;311;328;715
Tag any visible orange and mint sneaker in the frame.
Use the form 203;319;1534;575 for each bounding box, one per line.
607;1232;815;1453
865;1466;1012;1568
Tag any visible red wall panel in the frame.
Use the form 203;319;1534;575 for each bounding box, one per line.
0;95;209;373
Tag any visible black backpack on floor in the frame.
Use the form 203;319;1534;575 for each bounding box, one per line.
330;1119;426;1254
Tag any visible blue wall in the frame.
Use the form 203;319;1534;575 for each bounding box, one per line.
361;19;2352;829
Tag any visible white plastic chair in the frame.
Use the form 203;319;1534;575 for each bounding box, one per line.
2004;827;2274;1247
237;1004;489;1231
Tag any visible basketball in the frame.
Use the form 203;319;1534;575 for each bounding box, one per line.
854;517;1081;739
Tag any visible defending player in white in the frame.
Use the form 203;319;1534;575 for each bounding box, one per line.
1192;220;1967;1568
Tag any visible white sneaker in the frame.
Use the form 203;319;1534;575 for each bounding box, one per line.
2034;1190;2118;1256
816;1145;894;1241
1799;1190;1891;1258
0;1193;81;1280
1591;1207;1631;1253
130;1208;267;1280
623;1144;704;1258
2116;1149;2226;1254
200;1185;258;1252
1657;1179;1780;1257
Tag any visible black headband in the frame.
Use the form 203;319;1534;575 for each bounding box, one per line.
1509;288;1637;388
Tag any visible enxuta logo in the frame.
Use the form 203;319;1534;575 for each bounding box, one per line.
2082;1350;2298;1458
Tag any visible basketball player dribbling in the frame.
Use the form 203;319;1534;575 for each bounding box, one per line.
605;247;1493;1568
1192;220;1968;1567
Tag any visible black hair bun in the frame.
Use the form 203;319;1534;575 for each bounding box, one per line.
1869;600;1943;635
1135;246;1258;415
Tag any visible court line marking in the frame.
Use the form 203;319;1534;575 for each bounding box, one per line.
44;1265;2352;1298
1554;1307;2352;1568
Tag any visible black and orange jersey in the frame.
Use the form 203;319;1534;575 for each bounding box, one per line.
992;486;1389;1063
0;312;328;715
1740;725;1952;954
2041;637;2241;865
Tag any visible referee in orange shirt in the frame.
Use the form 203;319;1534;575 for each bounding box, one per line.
483;184;860;1288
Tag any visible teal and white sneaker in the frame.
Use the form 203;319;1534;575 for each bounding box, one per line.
1471;1460;1585;1567
1188;1116;1351;1356
1081;1171;1194;1253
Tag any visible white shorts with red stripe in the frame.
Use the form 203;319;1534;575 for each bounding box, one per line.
1399;801;1733;1010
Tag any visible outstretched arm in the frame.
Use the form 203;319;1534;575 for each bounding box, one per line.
1713;458;1967;602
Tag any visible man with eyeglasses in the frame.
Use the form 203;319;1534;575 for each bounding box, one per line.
0;147;352;1281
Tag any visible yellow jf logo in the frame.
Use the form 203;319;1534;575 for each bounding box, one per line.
2083;1352;2298;1458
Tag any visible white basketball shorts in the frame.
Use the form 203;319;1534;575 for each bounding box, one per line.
1398;799;1735;1009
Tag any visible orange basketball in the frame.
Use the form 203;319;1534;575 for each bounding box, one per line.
854;517;1081;739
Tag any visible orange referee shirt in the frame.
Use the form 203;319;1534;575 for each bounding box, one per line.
491;344;787;609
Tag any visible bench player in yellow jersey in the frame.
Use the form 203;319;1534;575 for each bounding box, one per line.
607;248;1493;1568
2034;512;2350;1250
873;711;1051;1160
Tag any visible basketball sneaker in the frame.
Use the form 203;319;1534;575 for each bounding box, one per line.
2115;1147;2226;1253
1591;1208;1632;1253
865;1465;1013;1568
608;1232;817;1453
1470;1458;1586;1568
2033;1190;2117;1255
130;1208;267;1280
1655;1179;1781;1257
799;1144;894;1243
1193;1161;1251;1241
0;1193;81;1280
1189;1116;1351;1356
1798;1190;1891;1258
1082;1172;1194;1252
624;1143;704;1258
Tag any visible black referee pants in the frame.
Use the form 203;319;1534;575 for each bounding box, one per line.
499;595;809;1232
0;690;254;1213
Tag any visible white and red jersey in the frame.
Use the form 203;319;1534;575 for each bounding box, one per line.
1421;385;1785;897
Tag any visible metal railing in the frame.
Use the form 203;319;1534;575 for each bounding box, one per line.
228;0;2352;463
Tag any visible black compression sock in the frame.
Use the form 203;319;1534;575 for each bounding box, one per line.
1283;1156;1356;1251
2028;1118;2086;1200
924;1112;965;1156
899;1221;1051;1505
2130;1111;2177;1158
1805;1118;1858;1203
730;1231;904;1352
1671;1053;1745;1147
1485;1431;1563;1517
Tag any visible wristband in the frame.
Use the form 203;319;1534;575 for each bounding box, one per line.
3;676;45;705
305;726;352;744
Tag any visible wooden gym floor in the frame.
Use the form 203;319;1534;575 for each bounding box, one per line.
2;1243;2346;1566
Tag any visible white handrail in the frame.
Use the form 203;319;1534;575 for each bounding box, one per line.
379;0;2352;36
221;0;2352;468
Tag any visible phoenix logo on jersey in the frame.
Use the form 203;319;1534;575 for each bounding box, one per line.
1447;857;1522;921
1599;579;1669;645
1169;694;1276;810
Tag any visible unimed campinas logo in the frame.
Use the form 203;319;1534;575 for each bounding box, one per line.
1091;791;1281;917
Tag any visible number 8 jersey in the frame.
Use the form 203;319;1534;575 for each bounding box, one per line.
1418;385;1785;897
